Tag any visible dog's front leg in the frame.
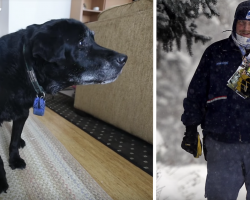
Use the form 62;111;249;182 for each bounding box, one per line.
0;156;8;193
9;112;29;170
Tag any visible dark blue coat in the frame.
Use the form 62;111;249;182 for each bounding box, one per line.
181;35;250;143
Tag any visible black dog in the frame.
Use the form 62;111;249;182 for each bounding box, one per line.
0;19;127;193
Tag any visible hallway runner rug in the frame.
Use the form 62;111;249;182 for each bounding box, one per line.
0;115;112;200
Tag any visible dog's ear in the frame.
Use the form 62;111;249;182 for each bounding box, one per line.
31;31;65;63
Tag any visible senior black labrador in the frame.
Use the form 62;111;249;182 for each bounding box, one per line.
0;19;127;193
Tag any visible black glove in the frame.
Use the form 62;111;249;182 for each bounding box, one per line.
181;126;202;158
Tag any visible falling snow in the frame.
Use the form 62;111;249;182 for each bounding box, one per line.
157;1;247;199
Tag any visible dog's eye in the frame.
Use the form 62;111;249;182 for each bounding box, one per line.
78;40;84;48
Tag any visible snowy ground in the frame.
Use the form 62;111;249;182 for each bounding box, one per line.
157;164;247;200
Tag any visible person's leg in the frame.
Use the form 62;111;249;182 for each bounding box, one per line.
205;136;244;200
241;143;250;200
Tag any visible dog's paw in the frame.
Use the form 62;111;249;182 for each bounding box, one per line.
0;177;9;193
9;157;26;170
19;138;26;149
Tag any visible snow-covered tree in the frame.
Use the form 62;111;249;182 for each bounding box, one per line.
157;0;219;54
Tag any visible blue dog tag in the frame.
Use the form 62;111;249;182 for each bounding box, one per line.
33;97;45;116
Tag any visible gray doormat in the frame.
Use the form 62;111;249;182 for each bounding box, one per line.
45;93;153;176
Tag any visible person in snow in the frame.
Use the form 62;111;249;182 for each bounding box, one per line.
181;1;250;199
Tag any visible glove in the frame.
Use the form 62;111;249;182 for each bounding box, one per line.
181;130;202;158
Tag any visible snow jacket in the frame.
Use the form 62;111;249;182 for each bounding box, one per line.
181;35;250;143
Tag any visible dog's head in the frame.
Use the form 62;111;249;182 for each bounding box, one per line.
29;19;127;94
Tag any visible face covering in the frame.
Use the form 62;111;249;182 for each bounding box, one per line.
232;33;250;55
236;33;250;47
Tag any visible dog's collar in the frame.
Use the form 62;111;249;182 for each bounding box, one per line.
23;44;45;97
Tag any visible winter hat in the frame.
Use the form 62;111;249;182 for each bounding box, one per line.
232;1;250;37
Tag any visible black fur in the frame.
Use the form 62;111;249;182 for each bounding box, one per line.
0;18;127;193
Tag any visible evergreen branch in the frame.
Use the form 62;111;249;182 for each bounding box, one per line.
157;0;219;55
205;0;220;16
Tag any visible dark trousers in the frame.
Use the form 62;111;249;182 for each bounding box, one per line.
205;136;250;200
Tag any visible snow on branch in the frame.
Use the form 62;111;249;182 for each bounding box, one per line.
157;0;219;55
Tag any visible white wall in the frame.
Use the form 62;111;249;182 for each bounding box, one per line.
7;0;71;34
0;0;9;36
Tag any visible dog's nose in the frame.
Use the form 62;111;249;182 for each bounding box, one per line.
116;54;127;66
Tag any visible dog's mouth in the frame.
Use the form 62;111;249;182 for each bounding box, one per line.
99;68;123;84
74;68;123;85
76;76;119;85
94;70;123;85
44;67;123;94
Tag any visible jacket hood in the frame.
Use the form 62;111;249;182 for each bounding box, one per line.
232;1;250;37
